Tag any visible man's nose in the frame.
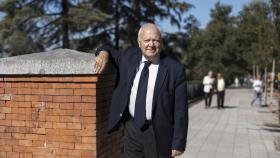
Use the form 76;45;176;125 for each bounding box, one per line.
148;41;155;47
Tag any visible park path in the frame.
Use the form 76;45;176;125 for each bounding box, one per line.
180;89;280;158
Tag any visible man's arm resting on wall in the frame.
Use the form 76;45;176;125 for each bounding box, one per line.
93;46;124;74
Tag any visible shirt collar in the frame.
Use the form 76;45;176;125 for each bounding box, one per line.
141;55;159;65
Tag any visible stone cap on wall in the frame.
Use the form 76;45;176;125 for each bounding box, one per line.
0;49;114;75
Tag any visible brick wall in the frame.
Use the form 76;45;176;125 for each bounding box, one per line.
0;75;123;158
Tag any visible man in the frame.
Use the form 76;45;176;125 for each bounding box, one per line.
203;71;214;108
93;23;188;158
251;75;263;107
215;73;225;109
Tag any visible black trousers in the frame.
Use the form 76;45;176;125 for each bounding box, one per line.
124;118;158;158
204;91;212;107
217;91;225;108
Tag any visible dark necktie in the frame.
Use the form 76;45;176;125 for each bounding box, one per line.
134;61;152;129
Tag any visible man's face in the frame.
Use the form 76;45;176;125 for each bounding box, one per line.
138;28;161;60
208;71;213;77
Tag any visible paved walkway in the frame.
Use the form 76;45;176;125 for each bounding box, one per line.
180;89;280;158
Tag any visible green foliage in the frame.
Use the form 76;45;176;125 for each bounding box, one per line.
179;1;280;83
0;0;192;55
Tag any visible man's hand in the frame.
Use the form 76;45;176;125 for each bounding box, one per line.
93;51;109;74
171;149;183;157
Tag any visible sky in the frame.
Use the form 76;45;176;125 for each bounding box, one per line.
0;0;252;33
159;0;252;32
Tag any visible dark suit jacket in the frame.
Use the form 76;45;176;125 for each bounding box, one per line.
96;46;188;157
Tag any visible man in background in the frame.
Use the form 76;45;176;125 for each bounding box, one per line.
215;73;225;109
203;71;214;108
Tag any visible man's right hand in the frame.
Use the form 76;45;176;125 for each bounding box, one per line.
93;51;109;74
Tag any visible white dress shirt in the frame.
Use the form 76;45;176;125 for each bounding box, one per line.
129;56;159;120
203;76;214;93
253;80;262;92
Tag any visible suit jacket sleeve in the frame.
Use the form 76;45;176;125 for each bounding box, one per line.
172;65;188;151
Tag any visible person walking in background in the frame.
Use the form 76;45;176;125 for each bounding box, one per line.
251;75;263;107
234;77;239;87
215;73;225;109
93;23;188;158
203;71;214;108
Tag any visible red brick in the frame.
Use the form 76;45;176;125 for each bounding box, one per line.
17;102;31;108
58;89;74;95
24;83;38;88
38;83;53;89
11;83;25;88
75;143;96;150
52;83;80;89
46;135;81;143
80;84;96;89
13;145;50;155
74;89;96;96
0;145;12;151
58;77;74;82
82;137;96;144
11;95;25;101
0;94;12;101
32;140;45;147
0;88;4;94
0;120;11;126
25;134;39;140
6;101;18;108
81;117;96;124
60;103;74;109
67;123;81;130
59;142;75;149
7;152;19;158
45;103;59;109
53;96;81;103
53;122;67;129
81;96;96;103
0;101;5;106
81;110;96;117
52;148;81;156
0;114;5;119
0;151;6;157
0;133;12;139
24;95;38;101
81;150;96;157
0;107;11;113
12;120;25;127
31;89;45;95
60;116;80;123
46;116;60;122
31;128;45;134
17;88;32;94
74;103;96;110
12;133;25;139
19;140;32;146
19;153;33;158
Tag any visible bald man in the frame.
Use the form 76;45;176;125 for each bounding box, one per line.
94;23;188;158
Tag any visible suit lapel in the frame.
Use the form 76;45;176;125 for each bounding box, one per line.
152;59;167;114
127;50;141;93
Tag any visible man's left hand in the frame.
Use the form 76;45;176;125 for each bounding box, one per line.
171;149;183;157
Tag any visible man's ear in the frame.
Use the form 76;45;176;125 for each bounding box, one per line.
137;39;141;47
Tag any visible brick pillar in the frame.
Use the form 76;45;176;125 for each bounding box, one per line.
0;49;123;158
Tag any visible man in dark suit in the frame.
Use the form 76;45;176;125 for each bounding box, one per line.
93;23;188;158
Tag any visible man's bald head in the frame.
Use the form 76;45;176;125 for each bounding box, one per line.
138;23;161;42
137;23;162;61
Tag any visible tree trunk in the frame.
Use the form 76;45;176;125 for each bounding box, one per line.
114;0;120;50
62;0;69;48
